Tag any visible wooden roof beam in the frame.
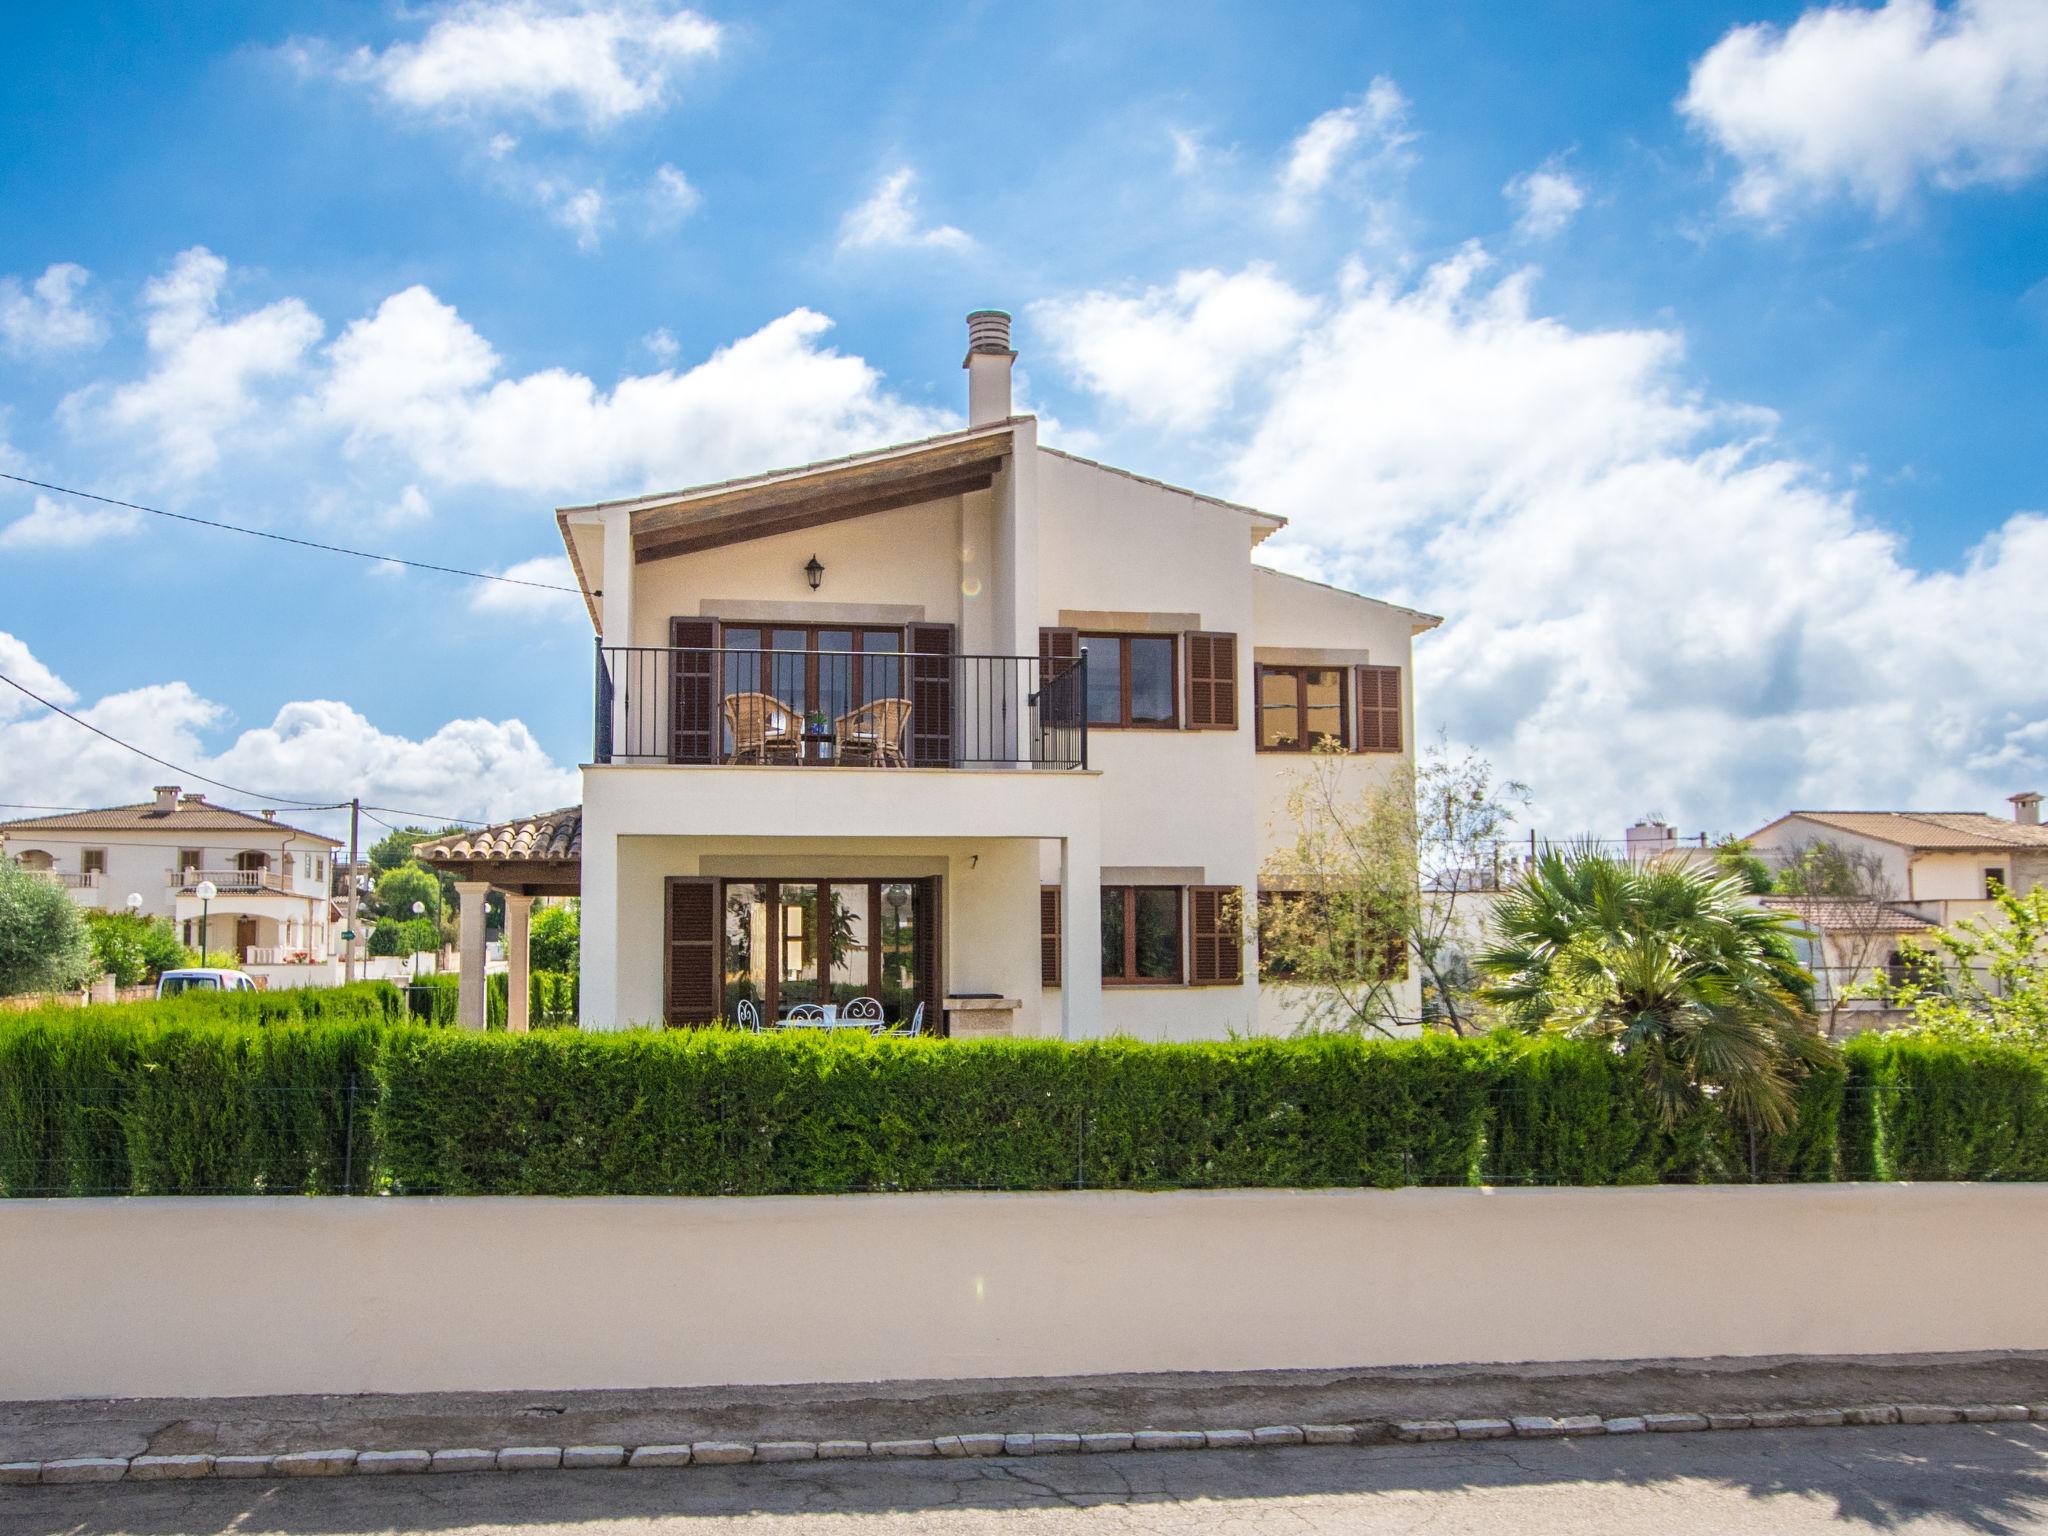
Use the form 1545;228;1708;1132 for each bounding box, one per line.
634;460;1002;564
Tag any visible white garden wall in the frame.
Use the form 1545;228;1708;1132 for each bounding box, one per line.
5;1184;2044;1402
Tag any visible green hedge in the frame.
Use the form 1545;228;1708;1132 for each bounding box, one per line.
401;971;576;1028
4;1007;2047;1197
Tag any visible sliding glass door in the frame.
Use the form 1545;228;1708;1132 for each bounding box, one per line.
721;877;933;1024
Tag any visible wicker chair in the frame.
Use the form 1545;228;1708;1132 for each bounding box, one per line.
834;697;912;767
723;692;800;765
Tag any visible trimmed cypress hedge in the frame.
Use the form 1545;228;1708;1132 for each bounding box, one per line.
3;1002;2046;1197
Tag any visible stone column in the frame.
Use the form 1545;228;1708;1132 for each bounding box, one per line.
503;894;535;1034
454;880;492;1030
1058;818;1103;1041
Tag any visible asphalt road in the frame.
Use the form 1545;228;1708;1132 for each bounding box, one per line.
10;1424;2048;1536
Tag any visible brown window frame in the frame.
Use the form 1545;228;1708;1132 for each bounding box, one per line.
79;847;108;876
1986;866;2007;898
718;621;908;721
1077;632;1180;730
1254;664;1351;752
1101;884;1185;986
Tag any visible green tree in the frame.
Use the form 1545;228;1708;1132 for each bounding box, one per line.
1876;885;2048;1047
373;862;442;925
1711;837;1774;895
0;861;99;995
369;916;442;958
82;910;186;985
530;901;579;973
1477;848;1830;1133
1260;739;1528;1036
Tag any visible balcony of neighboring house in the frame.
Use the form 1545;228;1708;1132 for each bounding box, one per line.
593;635;1089;771
167;862;286;895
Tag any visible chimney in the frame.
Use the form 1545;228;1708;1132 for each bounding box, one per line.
963;309;1015;427
2013;791;2043;827
1624;818;1675;863
262;809;276;822
182;792;206;805
153;785;179;813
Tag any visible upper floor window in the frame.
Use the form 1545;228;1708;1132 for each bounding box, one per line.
80;848;107;876
1257;665;1349;751
1986;867;2007;898
1080;634;1177;729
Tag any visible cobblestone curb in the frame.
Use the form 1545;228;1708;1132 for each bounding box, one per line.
8;1401;2041;1486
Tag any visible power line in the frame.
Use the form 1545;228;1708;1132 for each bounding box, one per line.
0;472;579;593
0;670;491;828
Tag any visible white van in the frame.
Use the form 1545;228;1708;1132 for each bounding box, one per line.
156;968;260;997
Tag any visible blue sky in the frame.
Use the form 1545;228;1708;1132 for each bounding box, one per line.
2;0;2044;837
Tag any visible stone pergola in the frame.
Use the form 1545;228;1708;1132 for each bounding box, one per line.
418;808;582;1031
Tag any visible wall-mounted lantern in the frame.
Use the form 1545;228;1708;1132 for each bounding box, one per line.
805;555;825;590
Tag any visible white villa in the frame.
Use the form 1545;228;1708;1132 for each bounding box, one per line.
0;787;346;985
423;311;1437;1037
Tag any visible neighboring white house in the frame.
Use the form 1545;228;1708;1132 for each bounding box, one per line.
0;787;347;988
1747;799;2047;925
424;310;1437;1038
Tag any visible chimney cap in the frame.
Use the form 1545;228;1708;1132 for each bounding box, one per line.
2012;791;2043;804
963;308;1015;363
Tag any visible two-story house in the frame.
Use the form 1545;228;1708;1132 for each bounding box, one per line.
424;312;1437;1037
0;787;346;985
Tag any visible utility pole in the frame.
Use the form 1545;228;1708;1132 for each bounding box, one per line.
344;797;361;985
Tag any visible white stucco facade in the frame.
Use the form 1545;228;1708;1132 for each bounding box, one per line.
559;315;1438;1040
0;789;344;972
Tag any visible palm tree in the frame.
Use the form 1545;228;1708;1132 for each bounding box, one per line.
1477;847;1830;1133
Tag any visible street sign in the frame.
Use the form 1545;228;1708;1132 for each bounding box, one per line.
340;930;357;942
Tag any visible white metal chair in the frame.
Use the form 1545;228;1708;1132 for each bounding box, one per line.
733;997;763;1032
841;995;885;1027
881;1001;926;1038
782;1002;827;1027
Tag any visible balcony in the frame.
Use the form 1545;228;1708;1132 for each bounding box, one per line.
21;869;100;891
594;645;1088;770
168;868;276;894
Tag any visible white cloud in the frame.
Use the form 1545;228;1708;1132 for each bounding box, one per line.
1276;78;1413;220
0;630;77;723
645;163;701;228
66;247;322;477
1682;0;2048;219
0;494;142;550
546;181;607;249
333;0;722;129
642;326;680;362
469;554;583;616
1049;252;2047;833
384;484;432;525
62;252;947;503
837;169;974;254
1169;127;1207;176
319;286;948;494
1505;163;1586;239
0;264;106;356
0;631;578;827
1032;267;1318;433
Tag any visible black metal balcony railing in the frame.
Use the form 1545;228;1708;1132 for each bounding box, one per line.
595;644;1088;769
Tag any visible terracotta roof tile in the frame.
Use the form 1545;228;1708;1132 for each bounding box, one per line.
418;807;581;865
1761;811;2048;851
1758;896;1936;934
0;799;340;844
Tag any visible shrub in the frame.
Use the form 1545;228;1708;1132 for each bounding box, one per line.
1845;1033;2048;1181
0;862;98;996
0;983;398;1195
530;904;578;974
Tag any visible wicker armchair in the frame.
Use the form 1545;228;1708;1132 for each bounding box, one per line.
834;697;912;767
723;691;800;765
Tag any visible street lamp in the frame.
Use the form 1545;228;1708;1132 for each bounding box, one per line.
411;900;427;981
125;893;143;916
195;880;217;963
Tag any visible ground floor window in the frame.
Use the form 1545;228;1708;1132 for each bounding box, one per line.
719;877;932;1024
1102;885;1183;984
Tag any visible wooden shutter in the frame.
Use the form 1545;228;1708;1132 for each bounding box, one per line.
1183;632;1239;730
1037;627;1082;732
1353;664;1402;754
664;877;720;1026
915;875;943;1028
907;622;956;767
1040;885;1061;988
1188;886;1243;986
1039;627;1079;665
668;617;721;764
